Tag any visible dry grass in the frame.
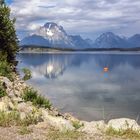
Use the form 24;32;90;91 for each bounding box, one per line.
47;128;85;140
18;126;33;135
0;111;38;127
106;126;140;139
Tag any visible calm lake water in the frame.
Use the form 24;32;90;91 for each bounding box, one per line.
17;52;140;122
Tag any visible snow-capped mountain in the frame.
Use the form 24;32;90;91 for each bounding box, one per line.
20;22;90;48
93;32;128;48
20;22;140;49
35;22;75;48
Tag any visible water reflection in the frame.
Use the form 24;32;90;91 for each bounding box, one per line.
17;53;140;122
18;54;73;79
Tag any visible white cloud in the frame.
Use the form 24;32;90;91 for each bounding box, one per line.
10;0;140;39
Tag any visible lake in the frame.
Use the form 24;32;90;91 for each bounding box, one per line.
17;52;140;122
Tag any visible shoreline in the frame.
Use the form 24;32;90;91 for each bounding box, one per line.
18;50;140;55
0;75;140;139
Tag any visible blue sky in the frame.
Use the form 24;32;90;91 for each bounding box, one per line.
6;0;12;5
6;0;140;40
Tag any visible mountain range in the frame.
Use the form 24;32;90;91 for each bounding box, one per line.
20;22;140;49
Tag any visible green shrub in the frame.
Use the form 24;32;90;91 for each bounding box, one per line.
0;82;6;98
22;88;52;109
0;60;13;80
33;95;52;109
22;68;32;81
72;120;84;130
22;88;38;102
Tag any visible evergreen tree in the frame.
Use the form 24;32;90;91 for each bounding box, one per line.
0;0;18;65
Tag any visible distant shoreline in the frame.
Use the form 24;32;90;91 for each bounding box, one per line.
19;46;140;55
18;51;140;55
19;45;140;54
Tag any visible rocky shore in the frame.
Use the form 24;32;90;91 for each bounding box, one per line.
0;75;140;140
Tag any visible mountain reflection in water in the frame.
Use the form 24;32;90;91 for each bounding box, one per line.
17;53;140;123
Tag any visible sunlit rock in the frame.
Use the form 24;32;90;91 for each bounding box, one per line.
79;121;106;134
0;101;9;111
107;118;140;131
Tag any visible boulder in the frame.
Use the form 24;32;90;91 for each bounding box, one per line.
49;107;59;116
12;97;23;103
17;102;42;121
64;113;79;122
16;102;34;114
6;89;15;98
0;101;9;111
0;76;12;88
13;90;22;97
79;121;106;134
44;115;75;132
20;112;27;120
0;76;27;98
107;118;140;131
41;109;49;120
35;121;50;129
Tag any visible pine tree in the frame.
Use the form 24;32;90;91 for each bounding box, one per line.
0;0;18;65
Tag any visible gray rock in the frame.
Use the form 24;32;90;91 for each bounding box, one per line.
17;102;34;114
0;101;9;111
79;121;106;134
107;118;140;131
12;97;23;103
20;112;27;120
0;76;12;87
7;89;15;98
41;109;49;120
44;115;75;132
14;90;21;97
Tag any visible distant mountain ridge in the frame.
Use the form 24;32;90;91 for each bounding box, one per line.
93;32;128;48
20;22;140;49
127;34;140;48
21;35;50;47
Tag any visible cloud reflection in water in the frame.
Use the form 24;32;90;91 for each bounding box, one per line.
17;53;140;122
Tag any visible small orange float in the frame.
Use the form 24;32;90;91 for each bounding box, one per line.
104;67;109;72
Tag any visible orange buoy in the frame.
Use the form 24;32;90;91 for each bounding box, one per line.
104;67;109;72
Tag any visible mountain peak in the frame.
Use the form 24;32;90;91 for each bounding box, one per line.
38;22;59;37
43;22;65;35
96;32;120;42
44;22;58;27
31;22;75;48
128;34;140;47
100;32;117;38
94;32;127;48
103;32;115;35
131;34;140;38
36;22;68;41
